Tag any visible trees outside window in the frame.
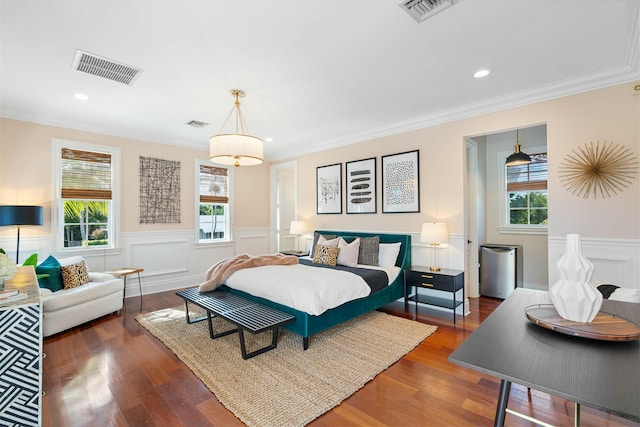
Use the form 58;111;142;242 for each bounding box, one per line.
63;200;109;247
506;152;548;227
197;161;231;242
53;139;120;251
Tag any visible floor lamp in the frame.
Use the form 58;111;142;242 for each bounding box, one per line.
0;205;44;264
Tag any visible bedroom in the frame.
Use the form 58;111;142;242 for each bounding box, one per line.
1;1;639;426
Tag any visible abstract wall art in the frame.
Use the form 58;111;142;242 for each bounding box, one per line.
139;156;181;224
346;157;376;214
316;163;342;214
382;150;420;213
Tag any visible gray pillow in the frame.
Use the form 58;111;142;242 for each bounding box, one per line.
357;236;380;266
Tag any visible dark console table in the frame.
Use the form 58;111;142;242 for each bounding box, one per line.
449;288;639;426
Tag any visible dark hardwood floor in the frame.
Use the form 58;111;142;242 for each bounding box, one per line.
42;290;636;427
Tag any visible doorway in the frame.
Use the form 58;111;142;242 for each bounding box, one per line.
464;125;549;294
270;161;298;253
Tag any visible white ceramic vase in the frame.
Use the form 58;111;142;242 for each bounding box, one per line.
549;234;602;322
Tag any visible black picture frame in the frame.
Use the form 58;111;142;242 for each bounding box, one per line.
316;163;342;214
381;150;420;213
346;157;376;214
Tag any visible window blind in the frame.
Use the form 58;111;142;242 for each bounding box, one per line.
507;153;548;192
199;165;228;204
61;148;112;199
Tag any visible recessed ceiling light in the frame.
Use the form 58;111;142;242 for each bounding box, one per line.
265;137;273;143
474;69;490;78
74;93;89;101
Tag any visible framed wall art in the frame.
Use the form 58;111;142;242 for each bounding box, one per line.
346;157;376;214
139;156;181;223
382;150;420;213
316;163;342;214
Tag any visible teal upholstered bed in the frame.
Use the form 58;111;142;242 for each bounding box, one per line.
220;230;411;349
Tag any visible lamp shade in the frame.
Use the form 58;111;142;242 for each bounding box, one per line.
0;205;43;226
420;222;448;245
289;220;306;236
505;144;531;166
505;129;531;166
209;134;263;167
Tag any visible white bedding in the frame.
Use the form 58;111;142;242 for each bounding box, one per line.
225;262;400;315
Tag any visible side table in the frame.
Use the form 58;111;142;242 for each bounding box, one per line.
404;267;464;323
104;268;144;307
279;250;308;257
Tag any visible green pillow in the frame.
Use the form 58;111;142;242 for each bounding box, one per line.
36;255;63;292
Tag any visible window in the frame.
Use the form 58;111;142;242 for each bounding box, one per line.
506;153;548;226
197;161;231;242
52;140;120;251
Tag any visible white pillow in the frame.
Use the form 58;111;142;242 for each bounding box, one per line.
317;235;339;247
378;242;401;267
337;237;360;267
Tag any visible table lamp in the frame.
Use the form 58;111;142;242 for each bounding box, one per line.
0;205;44;263
289;220;306;252
420;222;448;271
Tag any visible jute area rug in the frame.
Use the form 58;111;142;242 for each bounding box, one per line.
136;307;437;427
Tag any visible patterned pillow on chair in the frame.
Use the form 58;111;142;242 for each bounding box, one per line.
61;260;91;289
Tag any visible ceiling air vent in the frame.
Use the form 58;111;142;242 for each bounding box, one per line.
72;49;142;86
186;120;210;128
399;0;458;23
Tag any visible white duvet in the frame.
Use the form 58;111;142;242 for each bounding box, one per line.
225;263;400;316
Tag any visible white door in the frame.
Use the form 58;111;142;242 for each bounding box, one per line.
270;161;297;252
465;140;480;298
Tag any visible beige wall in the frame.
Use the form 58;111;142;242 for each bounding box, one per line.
1;82;638;288
282;83;639;243
0;118;272;238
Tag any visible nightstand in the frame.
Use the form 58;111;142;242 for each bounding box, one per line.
404;267;465;323
279;250;308;257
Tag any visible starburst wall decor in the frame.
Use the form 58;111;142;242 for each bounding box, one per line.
559;141;638;199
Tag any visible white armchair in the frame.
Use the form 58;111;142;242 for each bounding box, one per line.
40;257;124;337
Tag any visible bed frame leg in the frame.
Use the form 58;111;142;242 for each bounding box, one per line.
303;337;309;350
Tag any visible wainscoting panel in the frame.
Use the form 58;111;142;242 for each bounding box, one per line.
130;240;189;276
549;236;640;289
234;227;271;255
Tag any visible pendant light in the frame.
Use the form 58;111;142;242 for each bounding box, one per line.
505;129;531;166
209;89;263;167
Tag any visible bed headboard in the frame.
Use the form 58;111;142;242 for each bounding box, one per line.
314;230;411;270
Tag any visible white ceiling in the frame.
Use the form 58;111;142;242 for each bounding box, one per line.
1;0;638;161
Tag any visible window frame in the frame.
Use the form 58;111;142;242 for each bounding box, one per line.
51;139;121;253
195;159;233;245
497;145;548;235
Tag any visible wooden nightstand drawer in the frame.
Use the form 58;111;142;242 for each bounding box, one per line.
404;267;465;323
405;270;462;292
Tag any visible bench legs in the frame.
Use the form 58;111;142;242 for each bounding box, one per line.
239;327;281;360
182;299;283;360
183;300;208;324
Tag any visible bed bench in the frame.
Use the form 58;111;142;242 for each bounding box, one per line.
176;287;296;359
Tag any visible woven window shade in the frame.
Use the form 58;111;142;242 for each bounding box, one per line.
61;148;112;199
200;165;228;204
507;153;548;192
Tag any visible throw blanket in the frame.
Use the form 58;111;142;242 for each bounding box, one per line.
199;253;298;292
